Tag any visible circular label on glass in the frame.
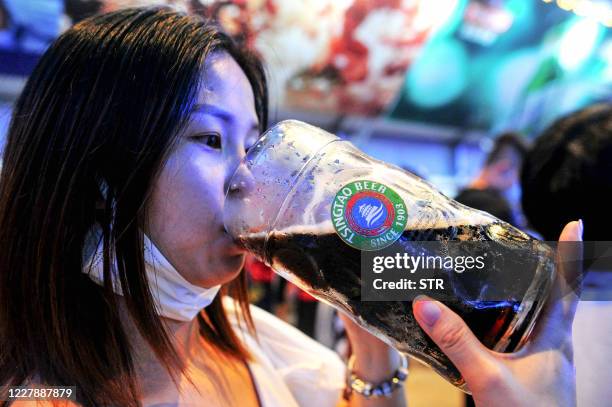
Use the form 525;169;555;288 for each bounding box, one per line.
331;180;407;251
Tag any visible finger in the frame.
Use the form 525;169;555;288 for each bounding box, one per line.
533;220;583;346
412;296;496;384
557;220;584;299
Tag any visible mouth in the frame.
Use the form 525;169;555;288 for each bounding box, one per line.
221;228;246;255
228;243;246;256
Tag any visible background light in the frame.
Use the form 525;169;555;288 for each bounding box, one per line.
558;17;603;70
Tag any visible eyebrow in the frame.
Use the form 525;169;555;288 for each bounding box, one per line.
191;103;258;131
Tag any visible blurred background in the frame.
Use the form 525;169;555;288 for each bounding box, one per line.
2;1;611;406
3;1;612;195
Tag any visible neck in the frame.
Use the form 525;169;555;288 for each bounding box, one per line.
116;294;200;381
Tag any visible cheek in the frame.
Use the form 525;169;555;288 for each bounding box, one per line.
147;147;225;251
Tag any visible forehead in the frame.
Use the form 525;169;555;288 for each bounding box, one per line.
196;51;258;125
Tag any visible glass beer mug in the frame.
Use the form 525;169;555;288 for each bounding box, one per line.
223;120;556;391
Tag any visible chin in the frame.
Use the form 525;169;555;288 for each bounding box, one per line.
226;253;247;279
196;253;246;287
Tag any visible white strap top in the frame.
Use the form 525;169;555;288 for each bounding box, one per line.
223;297;346;407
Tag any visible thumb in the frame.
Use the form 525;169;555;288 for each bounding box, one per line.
413;296;496;384
531;220;583;349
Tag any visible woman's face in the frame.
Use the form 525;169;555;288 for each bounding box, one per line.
145;51;260;288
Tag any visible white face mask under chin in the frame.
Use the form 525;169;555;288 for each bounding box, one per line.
82;225;221;322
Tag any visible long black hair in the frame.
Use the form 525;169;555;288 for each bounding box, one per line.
0;7;267;406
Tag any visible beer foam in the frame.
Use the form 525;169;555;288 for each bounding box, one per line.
423;212;496;230
239;221;334;240
248;216;499;240
270;220;337;237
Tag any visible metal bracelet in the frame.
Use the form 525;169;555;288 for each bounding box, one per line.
344;352;409;399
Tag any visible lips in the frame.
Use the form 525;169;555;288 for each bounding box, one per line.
221;229;245;255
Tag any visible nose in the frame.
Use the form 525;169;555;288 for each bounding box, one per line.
224;160;255;198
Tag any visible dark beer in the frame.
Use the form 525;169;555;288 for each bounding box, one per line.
225;120;556;390
239;222;552;388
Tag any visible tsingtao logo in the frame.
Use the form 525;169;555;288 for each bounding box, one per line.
331;180;407;250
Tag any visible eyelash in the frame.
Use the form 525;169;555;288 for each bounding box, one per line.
190;132;255;154
190;133;222;149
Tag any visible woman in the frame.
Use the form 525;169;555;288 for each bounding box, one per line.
0;7;403;406
0;6;581;407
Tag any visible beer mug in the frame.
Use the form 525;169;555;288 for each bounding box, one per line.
223;120;556;391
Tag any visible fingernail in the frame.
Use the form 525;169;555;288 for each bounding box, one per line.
578;219;584;239
415;296;441;327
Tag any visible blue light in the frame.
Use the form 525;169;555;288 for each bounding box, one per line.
406;38;469;108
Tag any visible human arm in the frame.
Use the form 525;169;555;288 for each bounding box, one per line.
337;314;407;407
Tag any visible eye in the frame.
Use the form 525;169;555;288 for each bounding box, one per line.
190;133;222;150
